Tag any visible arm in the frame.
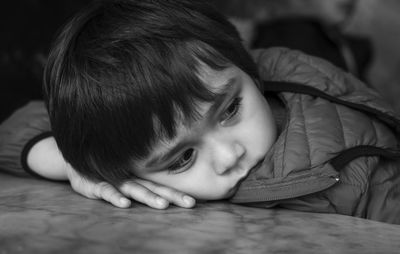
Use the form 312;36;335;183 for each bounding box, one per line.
27;136;68;180
27;136;196;209
0;102;195;209
0;101;51;176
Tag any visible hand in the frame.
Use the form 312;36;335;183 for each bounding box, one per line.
65;164;196;209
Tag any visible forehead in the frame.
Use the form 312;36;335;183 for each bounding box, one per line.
162;63;241;136
196;62;237;90
136;64;243;168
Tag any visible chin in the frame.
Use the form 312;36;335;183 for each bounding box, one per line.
219;186;240;200
196;188;236;201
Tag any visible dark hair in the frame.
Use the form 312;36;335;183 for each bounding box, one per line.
44;0;259;184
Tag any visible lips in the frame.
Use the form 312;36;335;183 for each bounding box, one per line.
238;157;265;181
227;158;265;198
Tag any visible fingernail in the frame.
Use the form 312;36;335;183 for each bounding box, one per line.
183;196;195;206
156;197;168;207
119;198;130;207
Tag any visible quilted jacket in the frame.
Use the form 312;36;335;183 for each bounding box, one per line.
231;48;400;224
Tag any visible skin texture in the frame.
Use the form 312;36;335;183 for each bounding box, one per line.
28;137;196;209
133;64;277;200
26;64;276;207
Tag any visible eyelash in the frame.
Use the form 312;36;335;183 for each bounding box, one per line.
220;97;242;124
167;149;195;174
167;97;243;174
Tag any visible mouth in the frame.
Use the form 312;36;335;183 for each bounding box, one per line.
238;157;265;181
226;158;266;198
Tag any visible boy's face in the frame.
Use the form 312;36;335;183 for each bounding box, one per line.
133;65;277;200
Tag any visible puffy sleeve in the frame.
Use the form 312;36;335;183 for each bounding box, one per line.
0;101;52;177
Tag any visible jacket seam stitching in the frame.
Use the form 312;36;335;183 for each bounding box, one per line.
296;53;338;89
281;101;290;178
370;119;379;146
300;95;312;168
334;104;347;148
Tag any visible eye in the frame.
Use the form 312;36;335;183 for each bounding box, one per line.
167;148;195;174
220;97;242;123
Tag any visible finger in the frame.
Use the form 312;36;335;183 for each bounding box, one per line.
119;181;169;209
135;179;195;208
94;182;131;208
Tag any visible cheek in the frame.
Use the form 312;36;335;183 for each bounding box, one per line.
260;101;277;141
143;169;212;196
175;169;218;197
171;169;234;200
136;162;232;200
245;91;277;152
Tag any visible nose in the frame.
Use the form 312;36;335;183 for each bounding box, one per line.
210;139;245;175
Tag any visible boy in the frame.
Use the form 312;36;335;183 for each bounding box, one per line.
1;0;400;224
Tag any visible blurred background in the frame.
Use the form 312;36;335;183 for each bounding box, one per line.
1;0;400;122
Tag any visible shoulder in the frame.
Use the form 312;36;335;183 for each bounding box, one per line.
251;47;396;117
251;47;369;95
251;47;354;92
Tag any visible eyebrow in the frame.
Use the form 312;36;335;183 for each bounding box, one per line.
144;77;240;171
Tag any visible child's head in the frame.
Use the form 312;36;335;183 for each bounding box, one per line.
44;0;276;199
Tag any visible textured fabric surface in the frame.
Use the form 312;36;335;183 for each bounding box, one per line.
232;48;400;224
0;101;51;176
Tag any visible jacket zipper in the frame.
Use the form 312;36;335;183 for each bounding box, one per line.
231;170;340;203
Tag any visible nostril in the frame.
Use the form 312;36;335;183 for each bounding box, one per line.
235;143;246;158
211;141;245;175
216;155;242;175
